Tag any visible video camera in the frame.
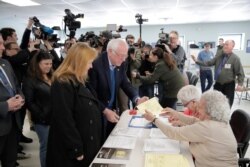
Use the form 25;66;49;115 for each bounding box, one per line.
78;31;102;48
155;28;169;51
64;9;84;38
116;25;127;32
32;16;58;41
135;14;148;24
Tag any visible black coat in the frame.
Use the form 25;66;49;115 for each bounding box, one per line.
46;80;102;167
22;77;51;125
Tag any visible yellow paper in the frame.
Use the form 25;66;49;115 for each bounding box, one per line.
136;97;163;114
115;150;126;158
144;153;190;167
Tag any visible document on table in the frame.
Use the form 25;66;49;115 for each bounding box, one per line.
144;138;180;153
103;136;137;149
144;153;190;167
149;128;168;139
111;127;142;137
128;116;154;128
136;97;163;114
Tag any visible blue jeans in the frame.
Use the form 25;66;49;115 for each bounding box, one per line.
34;124;49;167
200;70;213;93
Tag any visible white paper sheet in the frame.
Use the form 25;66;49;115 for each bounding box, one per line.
103;136;137;149
111;127;142;137
149;128;168;139
144;138;180;153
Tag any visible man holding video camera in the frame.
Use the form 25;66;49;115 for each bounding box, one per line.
164;30;186;73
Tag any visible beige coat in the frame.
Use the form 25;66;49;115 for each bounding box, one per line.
155;113;238;167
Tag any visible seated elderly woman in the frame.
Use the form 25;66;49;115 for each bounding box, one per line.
144;90;238;167
169;85;201;126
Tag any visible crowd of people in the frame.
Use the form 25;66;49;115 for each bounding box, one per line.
0;17;246;167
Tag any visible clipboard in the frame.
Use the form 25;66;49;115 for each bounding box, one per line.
128;115;156;128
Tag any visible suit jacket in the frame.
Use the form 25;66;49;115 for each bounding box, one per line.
0;58;22;136
88;52;138;111
46;80;102;167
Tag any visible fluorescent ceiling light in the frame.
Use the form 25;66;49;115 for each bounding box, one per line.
1;0;40;6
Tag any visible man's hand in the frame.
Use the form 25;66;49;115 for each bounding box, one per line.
136;96;149;105
7;95;25;112
27;18;34;30
191;55;197;62
162;43;172;54
103;108;119;123
235;85;244;92
76;155;84;161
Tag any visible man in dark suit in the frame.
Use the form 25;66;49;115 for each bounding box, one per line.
89;38;148;140
0;34;25;167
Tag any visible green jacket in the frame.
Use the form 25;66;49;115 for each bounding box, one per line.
138;59;185;98
196;51;245;85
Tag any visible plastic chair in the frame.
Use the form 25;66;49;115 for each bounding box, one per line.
230;109;250;158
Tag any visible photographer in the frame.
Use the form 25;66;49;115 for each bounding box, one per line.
164;30;186;73
60;38;76;60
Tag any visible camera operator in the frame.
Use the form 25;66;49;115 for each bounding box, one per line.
138;44;155;98
163;30;186;73
100;30;112;53
60;38;76;60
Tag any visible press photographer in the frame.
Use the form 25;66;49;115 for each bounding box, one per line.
32;16;55;40
162;30;186;73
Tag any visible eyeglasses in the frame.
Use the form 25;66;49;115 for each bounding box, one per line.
183;100;194;107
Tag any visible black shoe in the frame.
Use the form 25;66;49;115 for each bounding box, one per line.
20;134;33;143
15;161;19;166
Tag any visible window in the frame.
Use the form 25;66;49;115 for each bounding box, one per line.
218;33;245;50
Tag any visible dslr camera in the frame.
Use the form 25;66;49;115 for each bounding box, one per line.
32;16;57;41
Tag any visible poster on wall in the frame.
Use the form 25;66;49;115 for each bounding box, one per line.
246;40;250;53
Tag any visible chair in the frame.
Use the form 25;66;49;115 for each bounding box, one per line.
230;109;250;158
189;74;199;86
239;158;250;167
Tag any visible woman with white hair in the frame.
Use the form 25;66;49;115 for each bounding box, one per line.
144;90;238;167
168;85;201;126
177;85;201;116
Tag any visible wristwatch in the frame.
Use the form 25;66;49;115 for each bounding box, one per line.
152;117;158;124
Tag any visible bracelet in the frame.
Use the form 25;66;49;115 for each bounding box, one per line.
152;117;158;124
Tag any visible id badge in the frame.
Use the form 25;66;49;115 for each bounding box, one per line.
225;64;231;69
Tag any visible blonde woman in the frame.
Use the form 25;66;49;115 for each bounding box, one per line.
46;43;102;167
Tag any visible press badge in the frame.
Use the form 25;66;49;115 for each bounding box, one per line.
225;64;231;69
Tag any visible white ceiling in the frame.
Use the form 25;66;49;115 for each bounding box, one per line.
0;0;250;29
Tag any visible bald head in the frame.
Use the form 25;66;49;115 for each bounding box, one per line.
223;40;235;54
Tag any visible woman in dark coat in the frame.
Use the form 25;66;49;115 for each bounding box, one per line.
23;50;54;167
46;42;102;167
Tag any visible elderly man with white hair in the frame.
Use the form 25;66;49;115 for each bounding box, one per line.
144;90;238;167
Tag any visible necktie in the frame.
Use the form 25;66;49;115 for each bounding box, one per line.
108;67;116;109
0;68;15;97
214;55;227;80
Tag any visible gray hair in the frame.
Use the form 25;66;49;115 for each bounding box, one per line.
106;38;128;52
201;90;231;123
177;85;201;104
